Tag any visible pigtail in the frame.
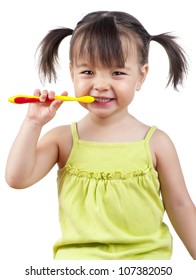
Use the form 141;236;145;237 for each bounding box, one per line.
37;28;73;83
151;33;188;90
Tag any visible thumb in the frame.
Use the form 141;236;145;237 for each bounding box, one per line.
49;100;63;117
49;91;69;116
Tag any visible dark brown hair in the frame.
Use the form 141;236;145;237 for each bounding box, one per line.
37;11;188;90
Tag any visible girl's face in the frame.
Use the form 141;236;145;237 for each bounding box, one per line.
70;42;148;120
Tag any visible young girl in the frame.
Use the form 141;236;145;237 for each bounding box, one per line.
5;11;196;260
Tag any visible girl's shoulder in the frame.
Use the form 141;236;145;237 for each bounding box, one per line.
151;128;175;147
42;124;72;144
49;124;72;136
150;127;177;169
39;124;73;169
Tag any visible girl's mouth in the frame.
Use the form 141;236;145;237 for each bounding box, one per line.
94;97;114;103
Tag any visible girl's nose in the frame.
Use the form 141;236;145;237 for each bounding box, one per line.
93;75;110;92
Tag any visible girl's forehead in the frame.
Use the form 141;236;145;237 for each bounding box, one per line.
71;34;139;67
74;49;138;68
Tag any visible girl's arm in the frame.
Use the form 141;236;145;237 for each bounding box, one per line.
152;130;196;259
5;89;67;189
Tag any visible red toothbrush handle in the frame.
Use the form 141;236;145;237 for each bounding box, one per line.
13;96;53;104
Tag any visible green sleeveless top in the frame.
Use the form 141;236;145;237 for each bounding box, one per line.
53;122;172;260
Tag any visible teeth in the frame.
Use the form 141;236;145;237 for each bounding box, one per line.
95;98;111;103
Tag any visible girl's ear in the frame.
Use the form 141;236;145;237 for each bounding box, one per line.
69;63;74;81
136;63;149;91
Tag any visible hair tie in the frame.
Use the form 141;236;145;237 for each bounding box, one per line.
149;35;154;41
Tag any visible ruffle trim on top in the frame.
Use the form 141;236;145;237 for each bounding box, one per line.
58;164;158;180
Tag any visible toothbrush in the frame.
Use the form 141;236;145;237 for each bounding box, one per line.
8;95;95;104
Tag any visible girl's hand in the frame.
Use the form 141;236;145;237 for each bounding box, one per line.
26;89;68;126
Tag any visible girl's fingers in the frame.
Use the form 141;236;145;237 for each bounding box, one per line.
34;90;67;101
61;91;68;97
32;90;69;110
48;91;56;100
39;90;49;102
34;89;41;97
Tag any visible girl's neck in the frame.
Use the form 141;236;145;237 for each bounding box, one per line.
77;110;140;143
84;108;132;128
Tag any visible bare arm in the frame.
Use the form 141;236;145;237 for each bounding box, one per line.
5;89;67;189
152;129;196;259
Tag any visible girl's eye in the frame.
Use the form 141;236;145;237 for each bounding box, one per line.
112;71;125;76
81;70;94;75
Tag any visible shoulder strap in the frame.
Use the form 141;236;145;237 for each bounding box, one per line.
71;122;79;142
144;126;157;168
145;126;157;142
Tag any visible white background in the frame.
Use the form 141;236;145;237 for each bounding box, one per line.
0;0;196;264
